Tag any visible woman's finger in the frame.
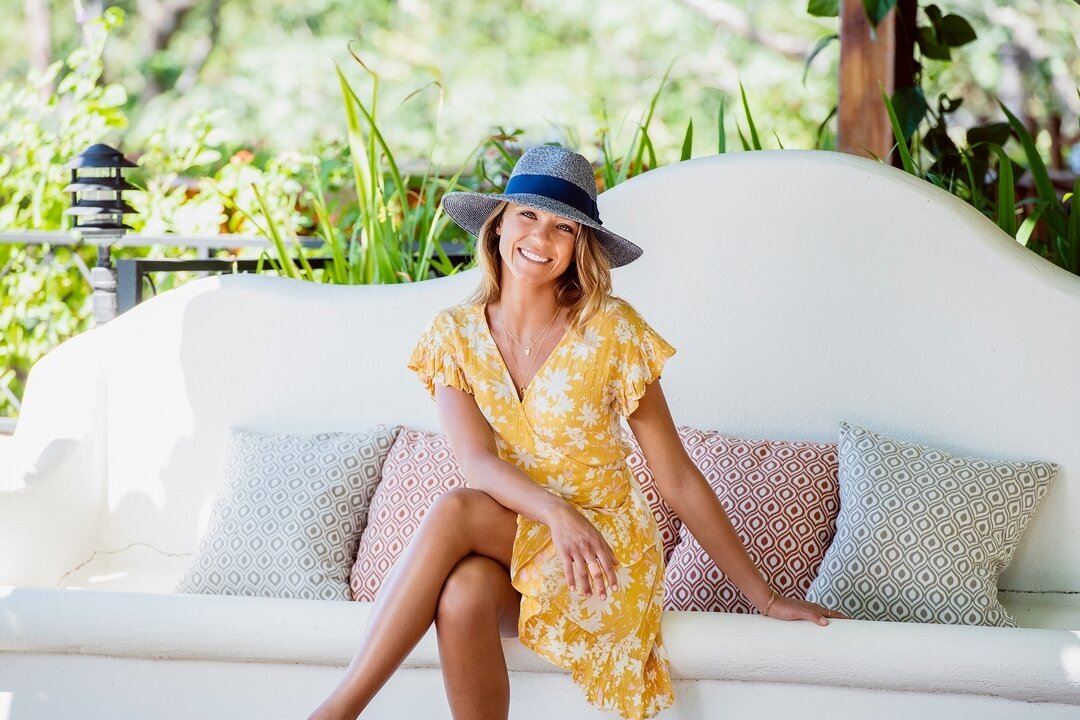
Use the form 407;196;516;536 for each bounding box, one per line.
562;554;576;592
572;557;592;596
595;551;618;594
585;557;607;598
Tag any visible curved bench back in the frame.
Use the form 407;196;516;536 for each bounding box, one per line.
81;150;1078;592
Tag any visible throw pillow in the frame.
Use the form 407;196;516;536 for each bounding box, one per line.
176;425;398;601
350;428;467;601
806;422;1057;626
664;427;840;613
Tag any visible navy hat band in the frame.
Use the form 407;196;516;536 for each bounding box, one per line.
504;174;602;225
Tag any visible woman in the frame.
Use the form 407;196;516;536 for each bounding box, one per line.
309;146;843;720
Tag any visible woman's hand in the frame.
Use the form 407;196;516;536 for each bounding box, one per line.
543;501;619;600
763;594;850;626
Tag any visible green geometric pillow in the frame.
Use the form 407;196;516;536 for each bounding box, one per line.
806;423;1056;626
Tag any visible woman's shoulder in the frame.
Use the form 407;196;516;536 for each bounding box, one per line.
427;302;482;328
417;303;482;346
598;295;649;327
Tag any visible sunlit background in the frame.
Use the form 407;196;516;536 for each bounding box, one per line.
1;0;1076;163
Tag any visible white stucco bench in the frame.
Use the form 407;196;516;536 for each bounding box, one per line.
2;150;1078;719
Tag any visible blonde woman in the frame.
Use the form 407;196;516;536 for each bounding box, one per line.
309;146;843;720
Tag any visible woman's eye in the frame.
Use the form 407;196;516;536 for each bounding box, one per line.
521;210;536;218
558;225;574;233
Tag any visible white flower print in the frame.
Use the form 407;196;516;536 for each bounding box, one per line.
492;379;517;403
565;427;588;450
570;327;603;360
480;404;507;427
536;366;573;398
461;318;497;361
511;447;540;470
576;402;600;428
545;472;579;497
549;393;575;418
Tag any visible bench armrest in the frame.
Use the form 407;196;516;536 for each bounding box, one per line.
0;434;105;586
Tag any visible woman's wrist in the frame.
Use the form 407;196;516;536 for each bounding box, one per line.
749;583;775;613
759;588;778;617
537;493;572;527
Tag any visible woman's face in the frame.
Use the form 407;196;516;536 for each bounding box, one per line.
496;203;579;289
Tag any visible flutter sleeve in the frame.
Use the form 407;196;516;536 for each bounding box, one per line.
407;310;473;399
608;301;676;418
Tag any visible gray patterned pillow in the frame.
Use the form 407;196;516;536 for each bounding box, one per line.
177;425;399;601
806;423;1056;626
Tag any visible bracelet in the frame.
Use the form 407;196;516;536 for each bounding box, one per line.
761;589;778;617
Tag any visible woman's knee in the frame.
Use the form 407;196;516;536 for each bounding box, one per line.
436;555;509;628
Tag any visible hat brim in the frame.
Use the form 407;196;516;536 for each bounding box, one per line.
441;191;642;269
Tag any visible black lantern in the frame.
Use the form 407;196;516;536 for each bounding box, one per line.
63;143;138;325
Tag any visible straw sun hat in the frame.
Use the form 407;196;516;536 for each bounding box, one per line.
440;145;643;268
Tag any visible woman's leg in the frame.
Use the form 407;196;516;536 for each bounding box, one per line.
435;555;521;720
307;488;518;720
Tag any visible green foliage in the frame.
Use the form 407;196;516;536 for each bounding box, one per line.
235;52;480;284
863;0;900;27
0;7;128;230
0;8;128;418
807;0;839;18
917;4;976;61
884;90;1078;276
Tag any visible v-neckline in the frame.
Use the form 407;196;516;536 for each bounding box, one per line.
479;303;570;404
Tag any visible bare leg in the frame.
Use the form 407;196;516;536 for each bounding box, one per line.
436;555;521;720
307;488;518;720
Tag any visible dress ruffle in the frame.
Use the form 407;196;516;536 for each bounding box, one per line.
609;301;676;418
407;312;473;398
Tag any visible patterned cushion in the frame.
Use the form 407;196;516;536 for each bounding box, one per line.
663;427;840;613
806;422;1057;626
625;438;683;562
176;425;399;601
350;428;467;601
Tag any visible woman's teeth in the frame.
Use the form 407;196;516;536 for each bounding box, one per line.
519;248;551;263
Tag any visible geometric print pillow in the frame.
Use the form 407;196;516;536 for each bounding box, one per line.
176;425;398;601
806;422;1057;627
350;428;467;601
664;427;840;613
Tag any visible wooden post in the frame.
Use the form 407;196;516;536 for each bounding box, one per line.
838;0;908;161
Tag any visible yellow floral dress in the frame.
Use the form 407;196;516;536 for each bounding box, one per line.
408;296;677;719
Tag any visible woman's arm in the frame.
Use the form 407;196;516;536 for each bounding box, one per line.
627;380;839;624
434;384;618;599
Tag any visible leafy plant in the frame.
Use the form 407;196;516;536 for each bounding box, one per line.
883;90;1078;276
0;8;131;419
236;50;480;284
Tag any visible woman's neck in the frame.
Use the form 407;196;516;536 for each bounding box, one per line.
495;282;563;339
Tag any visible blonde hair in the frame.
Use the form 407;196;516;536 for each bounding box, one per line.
466;201;612;334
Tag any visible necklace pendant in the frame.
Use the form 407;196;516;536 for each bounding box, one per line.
524;347;531;357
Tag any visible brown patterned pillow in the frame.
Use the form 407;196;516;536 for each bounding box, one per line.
663;428;840;613
350;428;466;601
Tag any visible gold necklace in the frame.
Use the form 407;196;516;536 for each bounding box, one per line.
504;337;541;398
498;304;561;396
498;303;561;357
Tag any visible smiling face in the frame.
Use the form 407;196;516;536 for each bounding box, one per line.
495;202;580;289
